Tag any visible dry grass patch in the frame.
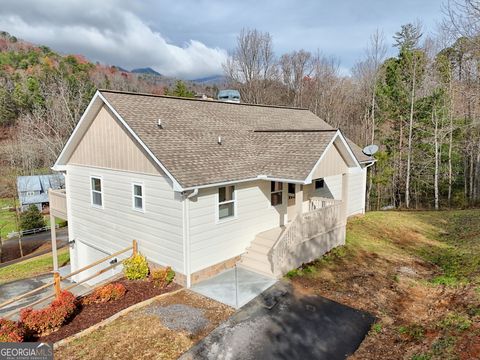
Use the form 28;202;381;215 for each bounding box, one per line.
55;290;234;360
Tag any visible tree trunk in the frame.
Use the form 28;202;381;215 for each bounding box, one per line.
433;108;439;210
405;61;417;209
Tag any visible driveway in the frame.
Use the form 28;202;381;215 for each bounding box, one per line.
181;281;375;360
0;270;90;320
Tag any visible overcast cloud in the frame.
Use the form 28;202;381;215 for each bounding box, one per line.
0;0;444;78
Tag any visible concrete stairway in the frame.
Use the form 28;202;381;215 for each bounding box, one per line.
238;227;285;278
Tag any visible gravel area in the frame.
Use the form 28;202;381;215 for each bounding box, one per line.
143;303;208;335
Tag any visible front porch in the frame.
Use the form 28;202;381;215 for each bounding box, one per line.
239;175;350;278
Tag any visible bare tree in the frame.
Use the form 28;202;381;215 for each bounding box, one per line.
223;28;277;104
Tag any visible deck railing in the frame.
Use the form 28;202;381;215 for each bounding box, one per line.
269;200;343;276
0;240;137;320
309;196;338;211
49;188;67;219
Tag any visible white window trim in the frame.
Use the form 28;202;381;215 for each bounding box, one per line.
90;175;104;209
132;182;145;212
270;181;283;208
216;185;237;223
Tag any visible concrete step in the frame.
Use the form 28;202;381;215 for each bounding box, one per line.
248;240;274;254
239;256;274;277
237;263;275;279
242;248;269;263
254;235;278;247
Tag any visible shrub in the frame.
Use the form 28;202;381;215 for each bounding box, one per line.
20;290;77;336
0;318;25;342
151;267;175;288
123;254;149;280
19;204;45;231
81;283;127;305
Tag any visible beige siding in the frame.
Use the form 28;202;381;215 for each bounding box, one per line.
188;180;282;272
347;168;367;216
67;165;184;281
68;105;159;175
311;143;349;179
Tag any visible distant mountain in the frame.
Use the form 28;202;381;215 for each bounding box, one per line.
112;65;129;72
191;75;227;85
131;67;162;76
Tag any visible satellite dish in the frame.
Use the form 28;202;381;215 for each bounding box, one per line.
362;144;379;156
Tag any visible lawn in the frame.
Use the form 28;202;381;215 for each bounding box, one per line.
0;198;18;239
0;247;70;284
288;210;480;360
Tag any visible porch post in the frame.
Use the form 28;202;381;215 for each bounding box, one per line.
295;183;303;216
341;173;349;224
50;214;58;271
281;182;288;226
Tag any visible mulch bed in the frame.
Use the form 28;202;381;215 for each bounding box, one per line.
35;278;181;343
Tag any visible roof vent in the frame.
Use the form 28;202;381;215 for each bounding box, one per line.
157;119;163;128
218;136;222;145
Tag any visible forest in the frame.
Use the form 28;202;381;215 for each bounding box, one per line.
0;0;479;211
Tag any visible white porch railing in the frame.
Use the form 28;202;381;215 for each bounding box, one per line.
269;199;343;276
49;188;67;219
309;196;338;211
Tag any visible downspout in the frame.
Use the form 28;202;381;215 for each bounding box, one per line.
183;188;198;288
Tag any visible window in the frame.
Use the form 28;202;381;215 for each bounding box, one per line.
132;183;144;211
218;185;235;220
26;191;35;196
91;177;103;207
270;182;283;206
315;178;325;190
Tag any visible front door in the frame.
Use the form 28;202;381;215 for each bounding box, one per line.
287;183;296;222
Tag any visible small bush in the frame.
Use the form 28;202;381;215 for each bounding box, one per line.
437;312;472;332
398;324;425;341
81;283;127;305
372;323;382;334
285;269;301;278
123;254;149;280
151;267;175;288
19;204;45;231
0;318;25;342
20;290;77;336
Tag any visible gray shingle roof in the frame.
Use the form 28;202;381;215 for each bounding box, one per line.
100;90;372;188
17;174;65;205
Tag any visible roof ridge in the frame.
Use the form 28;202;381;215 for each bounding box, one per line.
254;129;337;133
98;89;310;111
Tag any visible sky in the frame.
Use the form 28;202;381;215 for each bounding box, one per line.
0;0;445;79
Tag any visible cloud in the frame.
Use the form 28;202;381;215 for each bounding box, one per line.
0;0;228;78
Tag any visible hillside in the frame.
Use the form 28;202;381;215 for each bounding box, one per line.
289;210;480;359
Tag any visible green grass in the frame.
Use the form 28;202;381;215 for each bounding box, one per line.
0;198;18;239
0;247;70;284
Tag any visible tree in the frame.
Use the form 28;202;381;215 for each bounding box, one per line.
19;205;45;231
164;80;195;98
223;28;277;104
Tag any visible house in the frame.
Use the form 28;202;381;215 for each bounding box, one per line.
49;89;374;287
17;174;65;212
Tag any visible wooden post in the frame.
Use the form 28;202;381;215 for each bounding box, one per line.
50;214;58;271
53;272;61;297
295;183;303;216
132;240;138;256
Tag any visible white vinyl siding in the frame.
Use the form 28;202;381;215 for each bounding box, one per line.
189;180;281;272
347;167;367;216
67;165;184;281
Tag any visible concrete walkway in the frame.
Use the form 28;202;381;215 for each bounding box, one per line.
191;267;277;308
182;281;375;360
0;266;90;320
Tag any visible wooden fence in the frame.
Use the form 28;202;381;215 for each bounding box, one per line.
0;240;138;320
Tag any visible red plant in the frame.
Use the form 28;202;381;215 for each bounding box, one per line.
20;290;77;336
81;283;127;306
0;318;25;342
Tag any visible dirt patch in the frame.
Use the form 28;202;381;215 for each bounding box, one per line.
1;239;65;263
37;278;181;343
54;290;234;360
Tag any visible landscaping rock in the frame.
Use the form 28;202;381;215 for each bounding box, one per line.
143;304;208;335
